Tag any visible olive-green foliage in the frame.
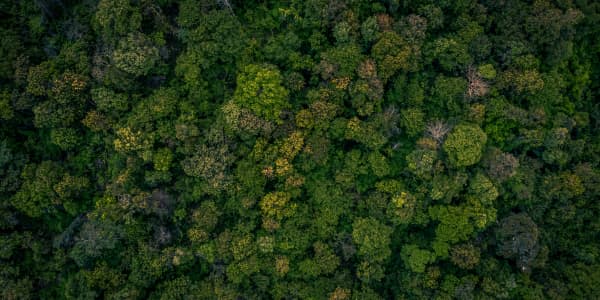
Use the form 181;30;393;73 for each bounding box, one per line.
429;205;474;245
401;244;435;273
430;76;467;117
443;124;487;167
429;37;472;71
91;87;129;112
112;33;159;76
1;1;599;299
400;108;425;137
50;128;79;150
371;31;417;82
93;0;141;37
233;64;290;123
345;117;387;149
450;243;481;270
467;173;498;206
0;90;14;120
153;148;173;172
12;162;63;218
430;172;468;203
352;217;392;263
406;149;437;180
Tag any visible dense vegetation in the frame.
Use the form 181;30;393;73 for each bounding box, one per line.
1;0;599;299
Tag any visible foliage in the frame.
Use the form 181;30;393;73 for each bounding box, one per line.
443;124;487;167
232;64;290;123
0;0;598;298
112;33;160;77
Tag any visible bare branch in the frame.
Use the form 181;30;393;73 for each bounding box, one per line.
426;120;451;143
466;66;489;99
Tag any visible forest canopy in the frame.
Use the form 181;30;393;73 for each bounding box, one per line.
1;0;599;299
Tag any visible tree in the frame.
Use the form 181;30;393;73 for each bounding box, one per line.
430;172;468;203
260;191;295;231
333;21;355;45
352;217;392;263
428;37;471;72
400;108;425;137
524;1;582;51
0;90;14;120
318;44;364;79
443;124;487;167
0;140;24;195
426;120;451;144
50;127;79;150
12;161;63;218
93;0;141;37
329;287;351;300
450;244;480;270
54;174;90;215
232;64;290;123
484;148;519;182
222;101;275;136
112;32;159;77
466;67;490;99
113;127;153;153
181;141;233;193
91;87;129;113
298;242;340;278
0;29;23;80
153;148;173;172
349;77;383;117
371;31;417;82
26;62;52;97
406;149;438;180
152;276;198;300
368;151;390;177
31;71;88;129
69;219;123;267
345;117;387;150
361;16;379;46
430;75;468;117
401;244;435;273
387;191;417;225
429;205;474;255
496;213;540;272
467;173;498;206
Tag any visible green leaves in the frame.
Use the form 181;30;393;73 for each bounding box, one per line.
401;244;435;273
12;162;62;218
406;149;437;180
233;64;290;124
112;33;160;77
260;191;295;231
352;217;392;263
153;148;173;172
93;0;141;37
429;205;474;245
0;0;599;298
443;124;487;167
352;217;393;282
467;173;499;206
372;31;417;82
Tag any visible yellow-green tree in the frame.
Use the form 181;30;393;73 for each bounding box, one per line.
443;124;487;167
233;64;290;123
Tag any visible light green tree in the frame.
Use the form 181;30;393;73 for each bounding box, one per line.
443;124;487;167
233;64;290;123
